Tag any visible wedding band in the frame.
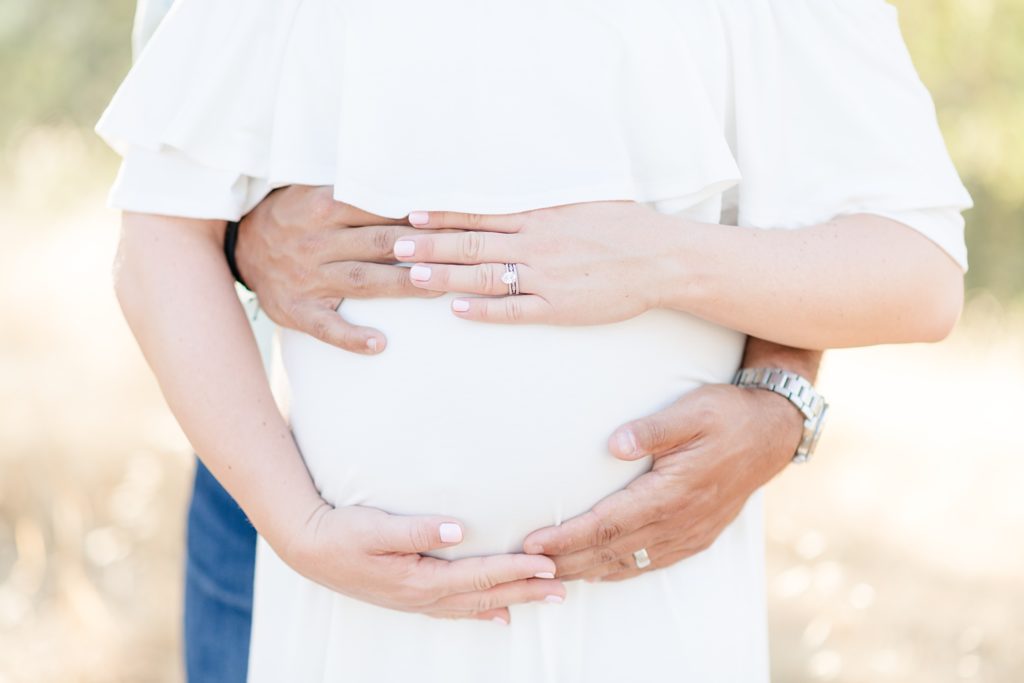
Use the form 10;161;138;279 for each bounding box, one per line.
633;548;651;569
501;263;520;296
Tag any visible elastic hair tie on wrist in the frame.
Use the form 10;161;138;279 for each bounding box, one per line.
223;219;252;292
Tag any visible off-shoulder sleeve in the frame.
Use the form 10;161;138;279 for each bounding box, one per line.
721;0;971;269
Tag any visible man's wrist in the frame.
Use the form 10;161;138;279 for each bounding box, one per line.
741;337;823;381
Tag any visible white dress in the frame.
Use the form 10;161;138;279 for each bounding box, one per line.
98;1;971;681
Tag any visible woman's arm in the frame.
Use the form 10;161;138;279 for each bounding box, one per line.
651;212;964;348
114;212;324;549
393;204;964;348
113;212;562;620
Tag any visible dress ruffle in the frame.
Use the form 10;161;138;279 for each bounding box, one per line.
97;0;972;267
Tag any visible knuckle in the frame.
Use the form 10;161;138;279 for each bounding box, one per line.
595;520;625;545
460;232;486;261
639;418;669;451
504;297;525;322
345;263;370;292
473;594;499;613
310;316;334;343
407;524;434;553
596;547;618;565
471;571;495;593
307;191;338;224
475;265;497;293
371;227;397;260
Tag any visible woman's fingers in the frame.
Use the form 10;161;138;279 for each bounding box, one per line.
407;210;524;234
393;231;516;264
429;577;566;614
423;607;512;625
421;552;558;597
407;262;536;296
449;295;553;324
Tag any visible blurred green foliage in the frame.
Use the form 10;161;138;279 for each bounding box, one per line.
0;0;1020;300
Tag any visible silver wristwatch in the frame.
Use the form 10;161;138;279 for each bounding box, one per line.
732;368;829;463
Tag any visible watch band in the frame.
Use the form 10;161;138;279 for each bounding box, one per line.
732;368;829;463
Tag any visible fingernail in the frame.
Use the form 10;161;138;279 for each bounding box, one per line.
534;572;555;579
439;522;462;543
410;265;432;282
544;595;564;604
409;211;430;226
366;338;379;352
393;240;416;257
452;299;470;312
492;616;509;625
614;429;638;456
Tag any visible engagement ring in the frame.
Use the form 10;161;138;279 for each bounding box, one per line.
502;263;520;296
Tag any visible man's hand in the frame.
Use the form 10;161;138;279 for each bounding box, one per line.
235;186;439;354
285;504;565;624
522;341;822;581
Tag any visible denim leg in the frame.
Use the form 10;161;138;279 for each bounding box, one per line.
183;457;258;683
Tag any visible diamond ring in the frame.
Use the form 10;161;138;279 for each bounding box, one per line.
501;263;520;296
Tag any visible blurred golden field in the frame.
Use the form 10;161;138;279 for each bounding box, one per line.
1;1;1023;682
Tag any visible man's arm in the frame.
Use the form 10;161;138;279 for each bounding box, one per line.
522;338;822;581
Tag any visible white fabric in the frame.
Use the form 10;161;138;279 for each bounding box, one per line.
98;1;973;681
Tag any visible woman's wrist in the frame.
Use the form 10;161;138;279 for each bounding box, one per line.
645;211;712;315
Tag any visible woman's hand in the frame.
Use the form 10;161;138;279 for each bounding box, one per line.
391;203;677;325
284;503;565;624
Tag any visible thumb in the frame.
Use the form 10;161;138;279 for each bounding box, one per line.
608;398;701;461
298;304;388;355
372;513;466;554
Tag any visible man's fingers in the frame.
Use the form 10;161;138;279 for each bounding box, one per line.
594;543;691;583
430;577;566;613
297;306;387;354
548;522;668;579
608;396;703;461
320;225;427;263
408;210;523;234
321;262;436;299
329;198;408;228
522;483;659;556
393;231;516;265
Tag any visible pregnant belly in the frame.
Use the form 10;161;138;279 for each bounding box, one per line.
280;294;745;560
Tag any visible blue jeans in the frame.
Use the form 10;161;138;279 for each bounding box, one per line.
184;458;257;683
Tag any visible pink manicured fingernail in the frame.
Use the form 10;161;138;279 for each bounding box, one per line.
393;240;416;257
409;211;430;226
410;265;432;282
614;429;638;456
492;616;509;625
452;299;470;312
535;572;555;579
366;338;379;352
544;595;564;604
439;523;463;543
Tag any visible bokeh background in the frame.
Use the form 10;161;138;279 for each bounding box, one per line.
1;1;1022;681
